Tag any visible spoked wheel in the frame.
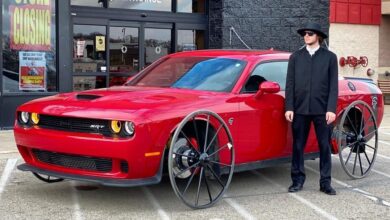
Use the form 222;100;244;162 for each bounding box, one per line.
32;172;65;183
168;110;235;209
336;100;378;179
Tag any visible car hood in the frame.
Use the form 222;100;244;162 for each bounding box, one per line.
18;86;233;122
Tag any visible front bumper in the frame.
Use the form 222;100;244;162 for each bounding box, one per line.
14;124;164;181
18;163;162;187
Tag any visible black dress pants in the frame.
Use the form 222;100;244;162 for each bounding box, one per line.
291;114;332;187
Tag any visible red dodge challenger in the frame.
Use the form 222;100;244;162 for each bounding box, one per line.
14;50;383;209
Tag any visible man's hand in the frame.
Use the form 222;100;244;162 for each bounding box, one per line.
285;111;294;122
326;112;336;125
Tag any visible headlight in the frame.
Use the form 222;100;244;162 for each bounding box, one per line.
31;113;40;125
110;120;122;134
124;121;135;136
20;112;30;124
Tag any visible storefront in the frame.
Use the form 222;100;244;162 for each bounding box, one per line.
1;0;208;129
1;0;332;129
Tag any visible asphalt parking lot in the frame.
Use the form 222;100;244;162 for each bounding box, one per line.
1;108;390;219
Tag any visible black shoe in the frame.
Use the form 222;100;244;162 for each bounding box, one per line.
288;183;303;192
320;185;336;195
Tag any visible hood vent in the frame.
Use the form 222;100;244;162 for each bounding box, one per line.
76;94;102;100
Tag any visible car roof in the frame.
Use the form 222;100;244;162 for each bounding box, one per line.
168;49;291;59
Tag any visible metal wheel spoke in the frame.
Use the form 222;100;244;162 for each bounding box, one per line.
363;130;377;140
345;149;354;166
180;131;200;155
360;112;372;135
195;167;204;206
207;164;225;188
358;151;364;176
208;143;230;158
352;145;360;175
174;162;200;178
359;106;365;135
203;170;213;203
363;151;372;165
365;144;376;151
183;167;199;196
342;140;359;150
192;117;201;149
203;115;210;153
205;124;223;153
208;160;232;167
346;114;359;136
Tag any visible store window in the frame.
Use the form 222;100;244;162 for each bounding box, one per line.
145;28;171;67
177;0;205;13
71;0;104;7
109;26;139;86
2;0;57;93
109;0;172;12
73;76;107;91
177;30;205;52
73;25;107;73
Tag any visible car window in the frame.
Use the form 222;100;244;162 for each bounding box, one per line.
129;56;246;92
243;61;288;93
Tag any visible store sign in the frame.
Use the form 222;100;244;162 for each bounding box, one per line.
19;51;46;91
9;0;52;51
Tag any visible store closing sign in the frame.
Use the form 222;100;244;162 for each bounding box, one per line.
9;0;52;51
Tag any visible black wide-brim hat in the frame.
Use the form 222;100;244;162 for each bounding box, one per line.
297;22;328;39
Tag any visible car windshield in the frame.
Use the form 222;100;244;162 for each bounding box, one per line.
128;56;246;92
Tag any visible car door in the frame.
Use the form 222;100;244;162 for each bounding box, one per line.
235;60;292;163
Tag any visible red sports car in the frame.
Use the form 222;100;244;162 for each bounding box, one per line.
14;50;383;209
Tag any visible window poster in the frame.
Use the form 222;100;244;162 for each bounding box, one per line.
19;51;47;91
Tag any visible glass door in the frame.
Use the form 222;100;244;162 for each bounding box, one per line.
144;23;173;68
109;22;140;86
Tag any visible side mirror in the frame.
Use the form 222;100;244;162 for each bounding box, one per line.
254;81;280;99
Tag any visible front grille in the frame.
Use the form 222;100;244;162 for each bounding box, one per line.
32;149;112;172
38;115;110;135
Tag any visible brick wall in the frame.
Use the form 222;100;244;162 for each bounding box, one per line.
379;15;390;68
209;0;330;52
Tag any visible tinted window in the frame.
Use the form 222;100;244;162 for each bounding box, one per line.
244;61;288;93
129;57;246;92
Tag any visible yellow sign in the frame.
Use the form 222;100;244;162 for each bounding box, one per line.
10;0;52;51
95;36;105;52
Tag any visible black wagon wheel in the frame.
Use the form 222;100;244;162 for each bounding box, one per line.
336;100;378;179
168;110;235;209
32;172;65;183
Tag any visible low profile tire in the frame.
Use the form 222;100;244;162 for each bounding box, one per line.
32;172;65;183
168;110;235;209
336;100;378;179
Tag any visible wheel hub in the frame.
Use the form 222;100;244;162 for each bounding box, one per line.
199;153;209;166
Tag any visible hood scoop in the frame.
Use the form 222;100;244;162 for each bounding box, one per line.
76;94;102;100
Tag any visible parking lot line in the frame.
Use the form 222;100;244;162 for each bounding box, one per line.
224;196;256;220
71;181;84;220
331;154;390;178
305;166;390;207
0;158;17;198
252;171;338;220
142;187;170;220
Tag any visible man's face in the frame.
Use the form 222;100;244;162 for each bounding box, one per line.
303;31;319;45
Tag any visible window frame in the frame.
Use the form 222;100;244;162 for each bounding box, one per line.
240;59;289;94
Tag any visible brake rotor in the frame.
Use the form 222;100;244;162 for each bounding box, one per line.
172;138;193;178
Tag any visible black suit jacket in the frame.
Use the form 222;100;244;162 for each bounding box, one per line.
285;47;338;115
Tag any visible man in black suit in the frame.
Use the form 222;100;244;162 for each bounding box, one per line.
285;22;338;195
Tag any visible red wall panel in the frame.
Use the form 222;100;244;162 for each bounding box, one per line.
349;4;361;24
330;0;381;25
